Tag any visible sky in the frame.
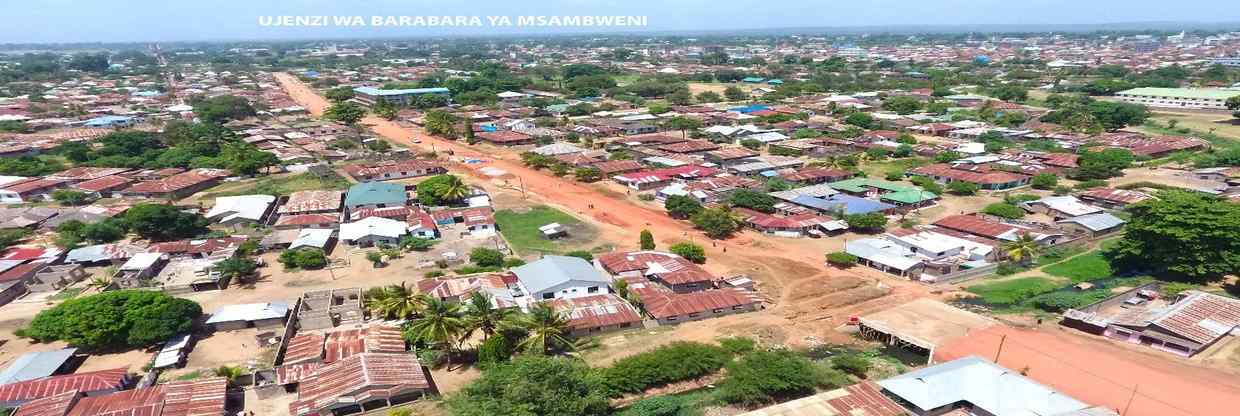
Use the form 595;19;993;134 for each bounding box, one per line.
2;0;1240;44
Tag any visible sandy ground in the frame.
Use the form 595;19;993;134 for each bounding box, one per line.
1143;110;1240;141
936;324;1240;416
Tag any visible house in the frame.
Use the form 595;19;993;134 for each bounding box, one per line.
704;147;759;166
512;255;612;301
531;142;587;156
0;280;27;308
296;288;364;330
932;214;1062;244
146;237;247;258
1020;196;1104;219
26;264;88;292
0;348;78;385
613;165;719;191
591;160;644;176
204;301;290;331
779;167;853;185
1115;87;1240;110
63;243;142;265
1064;288;1240;357
274;213;340;230
112;252;167;289
741;211;848;238
342;160;447;181
288;353;430;416
0;179;68;204
1077;188;1152;208
119;168;230;200
72;175;132;198
1056;213;1126;238
549;294;643;336
477;130;535;146
656;176;762;204
416;275;515;307
12;376;227;416
0;367;131;407
846;238;925;278
344;182;407;211
633;283;761;325
280;190;344;215
907;163;1030;190
596;251;716;294
789;193;897;215
877;356;1112;416
339;216;407;247
205;194;276;225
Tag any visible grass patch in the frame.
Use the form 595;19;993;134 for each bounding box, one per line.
202;172;350;198
48;288;83;301
494;205;591;255
1042;250;1113;283
966;277;1063;306
174;370;204;381
860;157;929;178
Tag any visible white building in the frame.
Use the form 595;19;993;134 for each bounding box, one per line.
511;256;612;302
1115;87;1240;110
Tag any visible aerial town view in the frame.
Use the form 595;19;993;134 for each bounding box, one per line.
1;1;1240;415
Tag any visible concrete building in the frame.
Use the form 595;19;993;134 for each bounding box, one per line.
1115;87;1240;110
297;288;364;330
352;86;450;107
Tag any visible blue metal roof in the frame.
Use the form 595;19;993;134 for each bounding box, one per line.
0;348;77;385
792;194;894;215
354;86;450;96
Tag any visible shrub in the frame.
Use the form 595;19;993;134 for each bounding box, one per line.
640;229;656;250
718;349;845;407
477;335;515;366
425;270;446;278
1028;290;1110;313
503;257;527;268
664;195;703;219
719;336;758;355
669;242;706;264
638;193;656;201
831;354;872;378
825;252;858;267
1074;179;1108;190
946;181;980;195
417;348;447;368
470;247;505;267
1031;173;1058;190
22;290;201;350
624;396;685;416
278;248;328;270
996;263;1027;276
844;213;887;233
982;203;1025;219
599;342;732;396
1004;193;1041;204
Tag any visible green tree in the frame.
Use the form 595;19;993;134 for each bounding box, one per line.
696;91;723;103
564;250;594;262
124;204;208;241
844;113;875;129
191;95;256;123
277;248;328;270
325;86;355;103
470;247;505;268
663;116;702;139
664;195;704;219
516;303;573;355
640;229;656;250
424;110;460;138
1106;191;1240;282
728;189;777;213
405;297;467;366
946;180;980;195
844;213;888;233
1031;173;1058;190
691;207;741;239
51;189;90;206
1228;95;1240;119
724;86;747;101
416;174;470;205
574;167;602;183
215;257;258;282
324;102;366;125
990;85;1029;102
983;202;1026;219
22;290;201;350
1073;148;1134;180
825;252;858;267
669;242;706;264
366;251;385;267
881;96;922;115
465;291;513;341
718;349;845;407
400;236;437;251
831;354;872;378
367;282;427;319
447;356;610;416
1002;233;1041;265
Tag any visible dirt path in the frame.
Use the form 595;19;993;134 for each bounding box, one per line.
273;73;937;351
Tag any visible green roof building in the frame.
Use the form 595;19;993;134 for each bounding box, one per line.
1115;87;1240;110
828;178;937;206
345;182;407;209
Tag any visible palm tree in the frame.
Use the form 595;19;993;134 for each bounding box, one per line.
406;298;467;367
1002;233;1040;265
370;282;427;319
212;365;247;387
87;276;112;292
516;303;573;355
439;176;470;201
464;291;513;341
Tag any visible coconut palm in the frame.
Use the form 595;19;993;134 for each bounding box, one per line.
87;276;112;291
370;282;427;319
464;291;513;341
439;176;471;201
1002;233;1040;265
212;365;247;386
516;303;573;355
405;297;467;367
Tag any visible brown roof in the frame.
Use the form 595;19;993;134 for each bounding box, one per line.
1078;188;1151;205
477;130;532;143
48;167;132;181
779;168;852;183
274;214;339;228
706;147;760;160
342;160;444;178
1150;292;1240;345
73;176;132;193
550;294;643;331
122;169;229;195
656;140;720;154
288;353;430;416
591;160;644;175
909;164;1028;185
0;367;129;404
932;215;1021;240
640;288;759;320
3;179;65;194
146;237;247;255
278;190;343;214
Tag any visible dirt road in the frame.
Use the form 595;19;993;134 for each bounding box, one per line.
273;73;935;348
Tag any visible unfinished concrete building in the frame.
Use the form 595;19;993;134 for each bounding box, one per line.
297;288;364;330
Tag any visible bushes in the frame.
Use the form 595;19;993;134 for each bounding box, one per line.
22;290;201;350
946;181;980;195
966;277;1062;306
477;335;515;366
599;342;732;396
470;247;505;268
669;243;706;264
1028;290;1110;313
728;189;777;213
825;252;858;267
640;229;656;250
718;336;757;355
564;250;594;262
844;213;887;233
124;204;209;242
624;396;686;416
831;354;872;378
982;203;1025;219
1031;173;1058;190
278;248;328;270
665;195;704;219
717;349;845;407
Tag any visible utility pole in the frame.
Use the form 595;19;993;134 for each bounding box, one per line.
993;334;1007;364
1122;384;1139;416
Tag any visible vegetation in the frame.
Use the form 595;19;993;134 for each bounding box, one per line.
946;180;980;195
982;202;1025;219
843;213;887;233
124;204;208;241
448;356;610;416
1107;191;1240;282
494;205;585;255
278;248;328;270
416;174;470;206
599;342;732;396
21;290;201;350
718;349;848;407
665;195;704;219
690;207;742;239
965;277;1061;306
1044;250;1114;283
640;229;656;250
825;252;858;267
669;242;706;264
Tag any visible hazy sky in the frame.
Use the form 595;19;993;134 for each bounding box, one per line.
3;0;1240;43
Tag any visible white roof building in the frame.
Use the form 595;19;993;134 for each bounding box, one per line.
878;356;1101;416
339;216;407;242
205;195;276;224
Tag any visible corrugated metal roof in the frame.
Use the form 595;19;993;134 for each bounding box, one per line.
878;356;1091;416
0;348;77;385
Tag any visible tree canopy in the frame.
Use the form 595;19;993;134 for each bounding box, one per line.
124;204;208;241
1106;191;1240;282
190;95;256;124
22;290;202;351
448;356;610;416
